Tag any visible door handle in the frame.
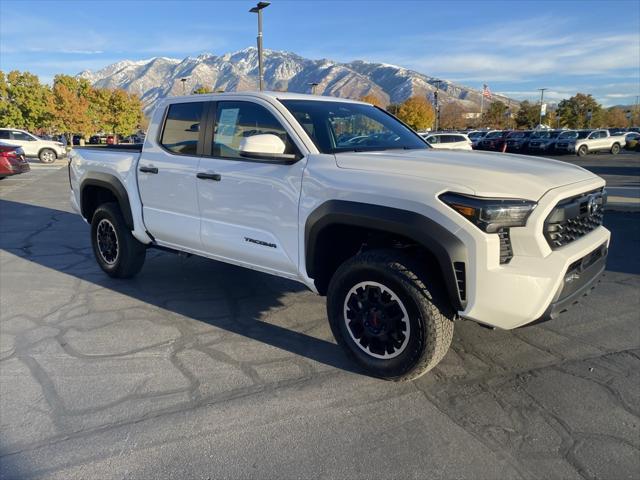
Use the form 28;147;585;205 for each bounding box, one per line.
196;172;221;181
139;166;158;174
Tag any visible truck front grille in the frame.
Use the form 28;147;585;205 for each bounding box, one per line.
498;229;513;264
544;189;606;249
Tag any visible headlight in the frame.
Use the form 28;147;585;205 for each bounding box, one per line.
440;192;537;233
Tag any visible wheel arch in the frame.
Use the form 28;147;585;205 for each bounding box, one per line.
304;200;467;311
80;173;134;229
38;147;57;158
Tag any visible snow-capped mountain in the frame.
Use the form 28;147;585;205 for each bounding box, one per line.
78;48;513;113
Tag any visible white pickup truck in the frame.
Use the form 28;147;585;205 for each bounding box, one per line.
554;129;625;156
69;92;610;381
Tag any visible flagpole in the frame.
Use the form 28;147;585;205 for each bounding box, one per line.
480;84;485;128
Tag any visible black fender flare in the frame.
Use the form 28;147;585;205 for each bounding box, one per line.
80;173;134;229
304;200;468;311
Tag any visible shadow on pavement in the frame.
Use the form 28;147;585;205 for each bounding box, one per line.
0;198;361;377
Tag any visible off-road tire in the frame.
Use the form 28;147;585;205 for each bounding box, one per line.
611;143;620;154
39;148;56;163
91;202;146;278
327;249;455;381
577;145;588;157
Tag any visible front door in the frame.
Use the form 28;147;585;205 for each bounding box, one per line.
137;100;206;251
7;130;39;156
196;100;306;277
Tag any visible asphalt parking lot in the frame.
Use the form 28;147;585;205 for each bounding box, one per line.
1;154;639;479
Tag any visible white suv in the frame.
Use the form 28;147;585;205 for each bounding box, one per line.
421;132;472;150
0;128;66;163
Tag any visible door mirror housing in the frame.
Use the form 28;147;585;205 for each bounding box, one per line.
239;134;297;162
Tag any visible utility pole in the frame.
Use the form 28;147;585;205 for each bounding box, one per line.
538;88;547;127
250;2;270;91
180;78;187;95
308;82;319;95
434;80;441;131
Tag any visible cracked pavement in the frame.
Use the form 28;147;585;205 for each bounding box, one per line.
1;167;639;479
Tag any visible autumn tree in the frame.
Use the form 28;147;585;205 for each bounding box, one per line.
439;102;467;129
101;89;143;137
602;107;628;128
51;75;92;140
360;94;384;107
396;96;435;131
556;93;603;129
193;86;213;94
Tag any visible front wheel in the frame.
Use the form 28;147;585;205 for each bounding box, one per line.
39;148;56;163
327;249;454;381
577;145;588;157
91;202;146;278
611;143;620;154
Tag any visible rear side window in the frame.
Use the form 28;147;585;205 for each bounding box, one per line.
212;101;295;159
0;130;10;139
426;135;438;144
160;102;205;155
11;131;34;141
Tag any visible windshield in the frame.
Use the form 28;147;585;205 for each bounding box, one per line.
508;131;529;138
468;131;485;139
279;100;428;154
576;130;592;139
484;131;503;139
558;131;578;139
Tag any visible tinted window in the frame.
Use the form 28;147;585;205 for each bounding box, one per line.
12;131;34;141
280;100;428;154
212;101;294;159
426;135;438;144
160;102;205;155
0;130;10;140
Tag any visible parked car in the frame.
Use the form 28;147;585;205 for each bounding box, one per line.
421;132;472;150
476;130;510;151
0;142;30;179
69;92;610;381
554;130;592;154
504;130;533;152
89;135;103;145
106;135;117;145
622;132;640;150
467;130;488;148
527;130;563;154
0;128;66;163
573;129;625;156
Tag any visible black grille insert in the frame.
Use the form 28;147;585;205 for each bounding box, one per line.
544;189;606;249
498;228;513;264
453;262;466;301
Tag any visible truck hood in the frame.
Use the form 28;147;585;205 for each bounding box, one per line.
334;149;597;200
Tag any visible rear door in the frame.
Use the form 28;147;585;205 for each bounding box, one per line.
137;100;206;251
8;130;38;156
195;99;306;277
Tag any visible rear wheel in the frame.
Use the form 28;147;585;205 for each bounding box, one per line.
39;148;56;163
577;145;588;157
91;202;146;278
327;249;454;381
611;143;620;154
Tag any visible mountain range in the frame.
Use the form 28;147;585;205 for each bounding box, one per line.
78;47;514;114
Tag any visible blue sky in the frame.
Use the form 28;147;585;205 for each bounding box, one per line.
1;0;638;106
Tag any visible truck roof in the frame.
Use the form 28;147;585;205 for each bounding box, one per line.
162;91;369;105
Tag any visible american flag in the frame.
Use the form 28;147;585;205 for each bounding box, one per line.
482;84;492;100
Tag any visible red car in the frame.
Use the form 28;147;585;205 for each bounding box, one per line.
0;143;30;179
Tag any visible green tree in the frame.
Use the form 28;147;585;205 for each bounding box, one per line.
0;70;52;130
396;96;435;131
556;93;603;129
193;86;213;94
514;101;539;129
482;101;508;128
103;89;143;137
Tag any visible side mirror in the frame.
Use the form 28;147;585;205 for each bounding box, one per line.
239;134;298;162
186;123;200;132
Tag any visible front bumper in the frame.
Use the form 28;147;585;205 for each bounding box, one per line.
531;243;607;325
456;178;610;330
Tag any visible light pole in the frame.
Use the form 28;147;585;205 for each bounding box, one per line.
538;88;547;127
180;78;188;95
250;2;270;91
308;82;319;95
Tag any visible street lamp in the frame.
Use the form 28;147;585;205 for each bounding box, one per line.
249;2;270;91
308;82;319;95
433;80;442;131
538;88;547;126
180;78;188;95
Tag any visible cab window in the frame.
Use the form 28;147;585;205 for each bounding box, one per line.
212;101;295;159
160;102;205;155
